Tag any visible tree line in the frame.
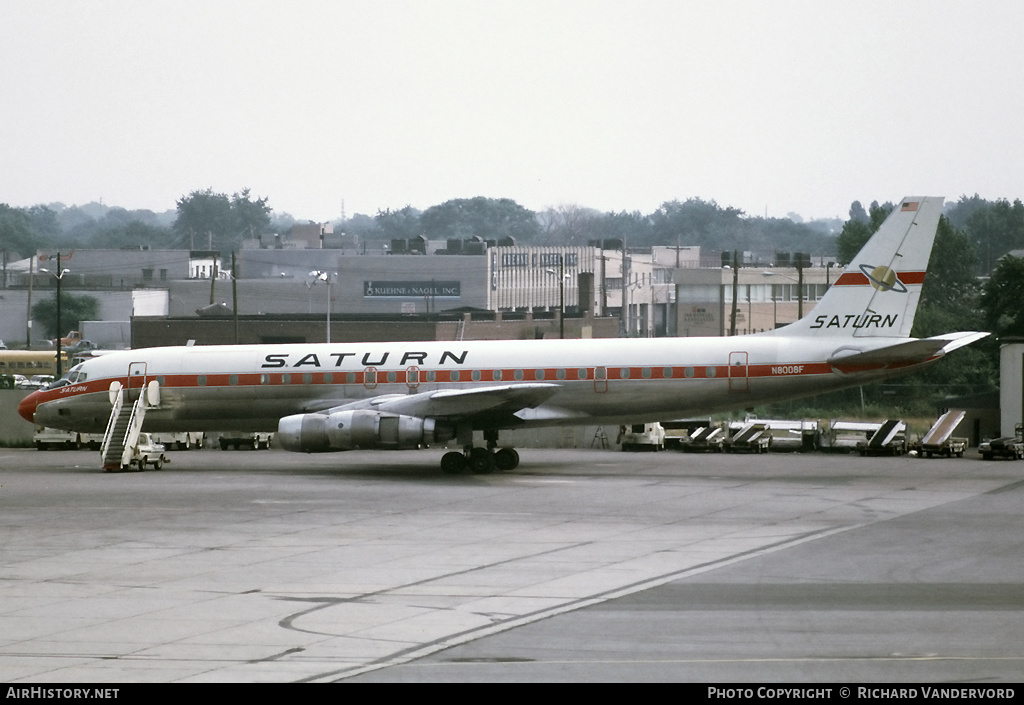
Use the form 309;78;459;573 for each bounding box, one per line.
4;191;1022;276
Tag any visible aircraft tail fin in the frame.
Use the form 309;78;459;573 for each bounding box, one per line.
776;196;943;339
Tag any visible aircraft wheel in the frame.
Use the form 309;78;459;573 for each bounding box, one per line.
441;451;468;474
494;447;520;471
469;447;496;474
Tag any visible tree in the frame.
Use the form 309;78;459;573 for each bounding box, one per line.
172;188;271;251
231;188;272;244
88;220;170;249
910;217;996;394
537;204;602;245
848;200;869;224
835;201;893;264
31;291;100;340
981;254;1024;338
419;197;540;243
374;206;422;241
963;198;1024;274
0;204;36;258
917;216;980;318
586;210;651;247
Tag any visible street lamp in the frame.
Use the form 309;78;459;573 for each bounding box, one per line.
544;256;569;339
761;270;803;325
40;253;70;379
624;274;645;337
307;270;333;343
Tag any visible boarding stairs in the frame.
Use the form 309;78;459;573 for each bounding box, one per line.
100;369;158;471
100;386;147;471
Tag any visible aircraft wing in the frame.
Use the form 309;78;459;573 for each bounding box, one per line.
829;331;989;370
321;382;561;425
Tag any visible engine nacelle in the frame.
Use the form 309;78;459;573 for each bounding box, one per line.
277;410;450;452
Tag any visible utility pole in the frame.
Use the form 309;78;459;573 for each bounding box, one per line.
231;251;239;344
55;253;62;378
26;255;34;347
729;250;739;337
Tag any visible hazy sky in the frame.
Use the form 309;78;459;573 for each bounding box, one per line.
4;1;1023;222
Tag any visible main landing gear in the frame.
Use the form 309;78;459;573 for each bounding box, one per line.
440;429;520;474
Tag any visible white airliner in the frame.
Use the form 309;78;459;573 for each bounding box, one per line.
19;196;987;473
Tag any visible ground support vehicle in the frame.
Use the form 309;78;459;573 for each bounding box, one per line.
116;433;169;471
34;426;103;450
152;432;206;450
680;425;725;452
822;421;881;453
978;434;1024;460
756;419;819;452
218;432;273;450
660;419;712;450
856;419;908;456
724;421;772;453
913;410;967;458
618;423;665;452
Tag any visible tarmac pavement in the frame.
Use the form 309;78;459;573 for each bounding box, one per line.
1;446;1021;683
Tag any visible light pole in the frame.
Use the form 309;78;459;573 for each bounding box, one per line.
40;253;70;379
761;270;803;326
307;270;333;343
624;274;644;337
545;255;569;339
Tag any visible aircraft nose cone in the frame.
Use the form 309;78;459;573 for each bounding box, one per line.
18;391;40;424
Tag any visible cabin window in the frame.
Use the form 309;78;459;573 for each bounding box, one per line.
229;375;239;386
642;367;652;379
662;367;673;378
620;368;630;379
471;370;481;382
450;370;461;382
534;369;545;380
514;369;524;381
706;367;716;378
577;368;587;380
492;370;502;381
197;375;207;386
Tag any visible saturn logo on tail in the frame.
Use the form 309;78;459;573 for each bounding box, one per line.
858;264;908;293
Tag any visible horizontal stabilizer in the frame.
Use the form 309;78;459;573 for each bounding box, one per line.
829;332;989;370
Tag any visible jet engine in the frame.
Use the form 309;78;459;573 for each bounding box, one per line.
277;409;451;452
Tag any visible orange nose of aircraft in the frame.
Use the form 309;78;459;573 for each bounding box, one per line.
18;390;40;423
